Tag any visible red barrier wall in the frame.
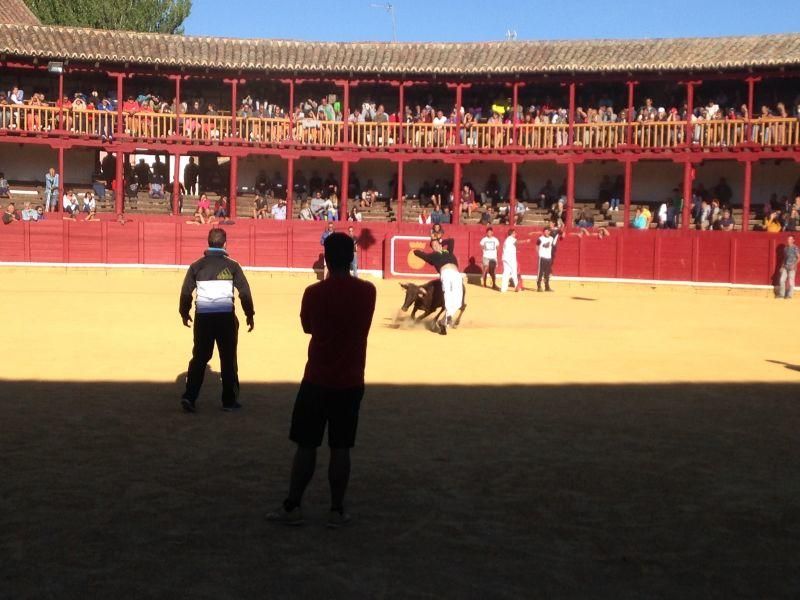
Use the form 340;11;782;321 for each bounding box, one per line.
0;218;790;286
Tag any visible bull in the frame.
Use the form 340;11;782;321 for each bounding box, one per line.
399;280;467;327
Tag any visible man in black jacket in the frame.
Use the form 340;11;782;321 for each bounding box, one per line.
179;228;255;412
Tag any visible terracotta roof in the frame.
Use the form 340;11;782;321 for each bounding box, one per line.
0;23;799;75
0;0;40;26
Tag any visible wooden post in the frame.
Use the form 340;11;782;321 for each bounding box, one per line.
682;161;693;230
509;161;518;222
626;81;637;145
172;154;181;216
229;155;238;218
340;160;349;219
742;159;753;231
565;161;575;227
286;157;294;219
115;73;124;136
57;147;64;214
396;160;404;222
567;81;576;146
623;160;633;228
452;162;462;225
115;150;124;214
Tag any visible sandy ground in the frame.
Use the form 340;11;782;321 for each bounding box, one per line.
1;268;800;598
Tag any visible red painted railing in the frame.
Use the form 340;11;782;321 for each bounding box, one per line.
0;218;790;287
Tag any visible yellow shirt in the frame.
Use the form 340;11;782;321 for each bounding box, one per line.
766;218;783;233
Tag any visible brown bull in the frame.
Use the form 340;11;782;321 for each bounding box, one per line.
399;280;467;326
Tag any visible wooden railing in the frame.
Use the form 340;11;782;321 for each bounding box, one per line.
516;124;570;149
573;122;628;149
635;121;685;148
293;119;343;145
403;123;458;148
751;117;800;146
242;117;291;143
350;122;399;147
1;105;799;152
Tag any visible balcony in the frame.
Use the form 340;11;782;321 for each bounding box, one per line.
1;104;799;153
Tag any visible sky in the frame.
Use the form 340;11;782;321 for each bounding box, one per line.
184;0;800;43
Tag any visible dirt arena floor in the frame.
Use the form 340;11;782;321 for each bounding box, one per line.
2;267;799;599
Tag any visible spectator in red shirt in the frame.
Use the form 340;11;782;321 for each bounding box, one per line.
268;233;376;528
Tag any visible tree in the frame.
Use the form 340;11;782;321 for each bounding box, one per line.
24;0;192;34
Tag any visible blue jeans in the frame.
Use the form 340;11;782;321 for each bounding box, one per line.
350;255;358;278
610;197;620;209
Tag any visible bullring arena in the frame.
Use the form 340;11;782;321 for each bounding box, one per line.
1;0;800;596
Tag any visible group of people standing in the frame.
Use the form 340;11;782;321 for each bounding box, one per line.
478;226;559;293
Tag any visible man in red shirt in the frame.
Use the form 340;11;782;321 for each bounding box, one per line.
268;233;376;528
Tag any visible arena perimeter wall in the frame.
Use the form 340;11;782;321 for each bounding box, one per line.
0;219;789;286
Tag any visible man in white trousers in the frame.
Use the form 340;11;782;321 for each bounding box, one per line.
413;238;462;335
501;229;530;293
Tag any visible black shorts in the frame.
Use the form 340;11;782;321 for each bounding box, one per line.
290;380;364;449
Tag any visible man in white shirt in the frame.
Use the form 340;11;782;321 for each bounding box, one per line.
501;228;530;293
479;227;500;289
271;200;287;220
536;226;558;292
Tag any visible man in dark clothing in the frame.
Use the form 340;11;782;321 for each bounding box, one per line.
267;233;376;528
184;157;199;196
179;228;255;412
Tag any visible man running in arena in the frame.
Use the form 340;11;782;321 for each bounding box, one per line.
537;226;558;292
413;237;462;335
179;228;255;412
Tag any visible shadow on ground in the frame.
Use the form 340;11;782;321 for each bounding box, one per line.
2;381;799;599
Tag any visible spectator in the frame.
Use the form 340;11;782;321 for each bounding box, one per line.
197;194;211;219
34;205;45;221
763;210;783;233
348;225;359;278
430;205;444;225
0;172;9;197
271;199;287;220
575;208;594;229
631;207;648;229
717;209;735;231
461;184;478;218
2;202;19;224
514;200;527;225
149;172;165;199
254;194;270;219
696;200;711;230
84;206;99;222
777;236;798;299
44;167;59;212
298;201;314;221
214;196;229;219
184;157;199;196
320;195;338;221
784;209;799;232
641;204;653;227
82;191;96;214
134;159;152;187
479;206;495;226
418;209;431;225
20;201;37;221
348;206;362;222
62;190;79;216
656;201;668;228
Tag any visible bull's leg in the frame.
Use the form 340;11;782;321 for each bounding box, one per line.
453;304;467;327
415;308;434;322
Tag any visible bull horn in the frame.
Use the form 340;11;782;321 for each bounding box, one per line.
400;283;408;289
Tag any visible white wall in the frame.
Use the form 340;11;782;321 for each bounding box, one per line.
753;161;800;204
518;162;567;199
237;155;287;192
